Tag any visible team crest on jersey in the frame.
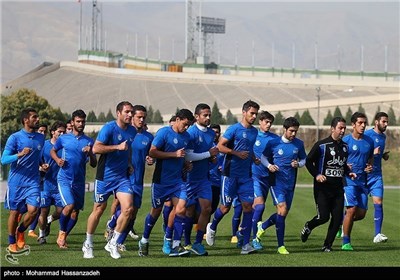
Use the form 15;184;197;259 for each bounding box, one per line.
278;149;284;155
173;138;178;144
375;138;379;143
199;136;203;142
141;140;148;146
255;140;261;146
352;145;358;151
343;146;347;152
37;144;42;151
243;132;247;138
117;134;122;141
330;147;336;156
293;148;298;154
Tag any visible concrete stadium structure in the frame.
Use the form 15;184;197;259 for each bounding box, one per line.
2;60;399;128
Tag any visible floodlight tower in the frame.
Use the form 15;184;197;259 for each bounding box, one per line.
185;0;201;63
197;16;225;64
91;0;101;50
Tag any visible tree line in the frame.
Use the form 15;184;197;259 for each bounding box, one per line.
2;88;399;151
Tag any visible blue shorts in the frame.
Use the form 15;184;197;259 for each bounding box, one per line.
270;184;295;210
344;184;368;210
58;179;85;210
367;175;384;198
151;182;186;209
40;190;63;208
220;176;254;207
4;183;40;211
94;178;133;204
253;175;270;199
186;179;212;207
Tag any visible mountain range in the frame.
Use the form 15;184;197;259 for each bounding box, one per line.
1;0;399;83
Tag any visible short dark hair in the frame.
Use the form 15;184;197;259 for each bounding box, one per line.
169;115;176;123
50;121;66;133
259;111;274;122
331;117;346;128
195;103;211;115
116;101;133;113
242;100;260;112
71;109;86;120
283;117;300;129
132;105;147;115
176;109;194;123
351;112;367;124
374;112;388;121
20;107;37;125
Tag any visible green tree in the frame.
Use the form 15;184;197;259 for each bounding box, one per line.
294;111;301;122
387;105;397;126
211;101;225;124
147;106;154;123
300;109;315;125
105;109;114;121
357;103;366;115
274;111;284;126
175;107;180;116
1;88;66;150
371;106;381;125
87;110;97;122
344;107;353;123
152;110;164;124
323;109;333;125
225;109;238;124
333;106;343;119
97;112;106;122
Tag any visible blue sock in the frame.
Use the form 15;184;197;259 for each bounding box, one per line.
59;212;69;232
232;205;242;235
262;213;277;230
117;219;134;244
143;214;158;239
374;204;383;235
252;204;265;238
211;208;225;231
173;215;185;243
109;208;121;229
184;216;194;246
163;205;173;229
66;218;77;235
275;214;286;247
241;211;253;245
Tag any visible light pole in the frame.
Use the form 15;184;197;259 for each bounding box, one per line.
79;0;82;50
316;86;321;141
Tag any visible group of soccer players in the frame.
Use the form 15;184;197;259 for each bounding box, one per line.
2;101;390;259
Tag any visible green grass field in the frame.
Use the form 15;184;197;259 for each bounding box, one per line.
1;186;399;269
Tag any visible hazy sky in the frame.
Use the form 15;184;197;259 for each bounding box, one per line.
1;0;399;82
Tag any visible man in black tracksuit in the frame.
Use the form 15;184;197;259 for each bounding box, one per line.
300;117;356;252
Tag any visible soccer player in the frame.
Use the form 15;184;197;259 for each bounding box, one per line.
341;112;374;251
205;100;260;255
365;112;390;243
51;110;97;249
104;105;154;250
249;111;279;250
209;123;223;216
27;123;48;238
138;109;194;257
300;117;356;252
256;117;306;254
178;103;219;256
82;101;136;259
1;107;45;252
37;121;66;244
